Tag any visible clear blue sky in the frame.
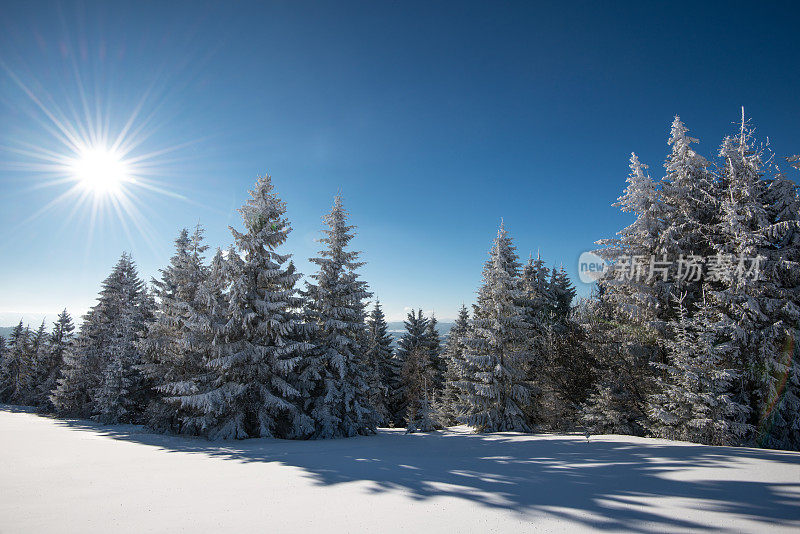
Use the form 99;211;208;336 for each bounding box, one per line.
1;1;799;325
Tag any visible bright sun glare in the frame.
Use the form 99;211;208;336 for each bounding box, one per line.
70;146;131;194
3;50;194;251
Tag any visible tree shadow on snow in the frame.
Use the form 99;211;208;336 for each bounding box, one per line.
33;412;800;532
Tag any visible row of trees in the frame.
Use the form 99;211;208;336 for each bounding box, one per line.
0;311;74;409
582;113;800;451
0;171;590;440
0;112;797;450
1;178;380;439
362;237;587;435
375;111;799;450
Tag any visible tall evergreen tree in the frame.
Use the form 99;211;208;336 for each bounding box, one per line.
585;148;677;436
518;253;554;424
580;286;651;436
39;310;75;411
439;304;470;425
459;222;533;432
587;154;664;435
403;345;438;432
364;300;394;425
168;247;232;435
20;324;34;403
51;254;151;421
300;195;376;439
91;253;153;424
708;115;800;450
51;310;102;417
657;116;718;310
390;309;429;426
27;320;50;406
533;267;594;430
755;165;800;450
587;118;716;436
0;321;30;403
549;265;576;321
648;294;751;445
139;226;209;433
425;313;445;398
187;176;312;439
520;253;553;323
596;152;664;324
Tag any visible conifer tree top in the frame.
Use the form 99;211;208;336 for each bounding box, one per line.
231;175;292;254
311;194;364;270
483;220;521;280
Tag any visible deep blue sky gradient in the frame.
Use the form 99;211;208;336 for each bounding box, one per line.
1;1;799;323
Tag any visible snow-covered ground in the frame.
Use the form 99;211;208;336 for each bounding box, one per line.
1;406;799;533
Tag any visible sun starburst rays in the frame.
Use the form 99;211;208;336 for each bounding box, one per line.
0;59;201;256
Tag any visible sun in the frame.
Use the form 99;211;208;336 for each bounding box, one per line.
70;145;132;195
2;59;197;252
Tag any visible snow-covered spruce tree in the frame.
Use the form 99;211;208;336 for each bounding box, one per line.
189;177;312;439
593;151;666;341
459;222;533;432
53;255;153;421
139;226;210;433
657;116;718;311
26;320;51;407
38;310;75;411
517;253;554;422
587;119;716;436
51;309;103;417
425;313;445;399
438;304;470;425
520;253;553;323
584;154;664;434
580;286;651;436
755;160;800;450
0;321;30;403
91;253;153;424
403;345;439;432
390;309;429;426
549;265;576;321
17;323;36;405
595;153;664;325
580;309;658;437
707;115;800;450
704;117;768;443
364;300;394;425
139;228;192;431
166;247;233;434
518;255;590;430
19;323;36;404
4;320;42;406
300;195;377;439
24;323;41;404
648;294;751;445
535;267;594;431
